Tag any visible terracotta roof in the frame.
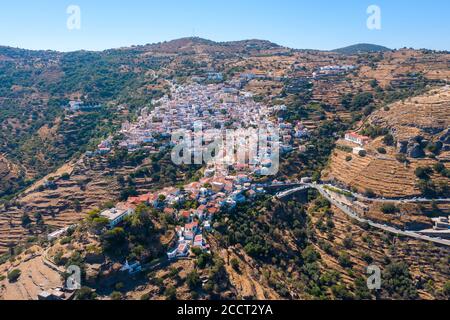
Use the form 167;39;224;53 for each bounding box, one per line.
164;208;175;215
116;202;137;211
185;222;199;230
180;210;191;218
208;207;219;214
346;132;370;140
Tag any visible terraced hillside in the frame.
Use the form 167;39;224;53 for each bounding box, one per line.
324;87;450;198
323;145;448;198
0;155;148;254
0;246;63;300
309;200;449;300
358;49;450;88
368;87;450;143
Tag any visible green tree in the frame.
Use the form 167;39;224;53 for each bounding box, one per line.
7;269;21;282
110;291;123;300
186;270;201;290
383;262;418;299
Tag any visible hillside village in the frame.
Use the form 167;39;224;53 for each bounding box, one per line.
84;81;312;263
0;38;449;301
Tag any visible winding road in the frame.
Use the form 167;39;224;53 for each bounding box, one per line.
275;182;450;247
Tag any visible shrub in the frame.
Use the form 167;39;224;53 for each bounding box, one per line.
443;281;450;298
60;237;72;245
75;287;97;300
395;153;407;163
331;284;354;300
415;166;432;180
61;173;70;180
21;214;32;227
230;258;240;272
140;293;150;300
383;262;418;299
164;286;177;300
383;134;395;146
186;271;201;290
361;253;373;264
358;150;367;157
345;156;352;162
364;189;376;198
110;291;122;300
338;252;352;268
433;162;445;174
377;147;386;154
342;236;354;249
381;204;400;214
302;246;321;263
115;282;125;291
7;269;21;282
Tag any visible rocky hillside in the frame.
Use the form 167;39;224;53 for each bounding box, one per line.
368;87;450;159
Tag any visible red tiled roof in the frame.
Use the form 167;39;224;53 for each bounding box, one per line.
180;210;191;218
185;222;199;230
127;197;140;204
346;132;370;141
208;207;219;214
164;208;175;215
116;202;137;211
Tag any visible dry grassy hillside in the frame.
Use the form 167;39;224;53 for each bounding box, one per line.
358;49;450;88
369;87;450;142
324;87;450;198
0;155;153;254
323;145;448;198
309;203;449;300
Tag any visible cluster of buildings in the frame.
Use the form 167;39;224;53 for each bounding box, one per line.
116;82;302;174
313;65;356;78
66;100;102;112
84;81;311;264
95;166;267;260
85;139;113;157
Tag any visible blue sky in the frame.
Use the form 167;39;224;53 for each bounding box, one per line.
0;0;448;52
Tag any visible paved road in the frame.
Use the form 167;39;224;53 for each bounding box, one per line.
273;181;450;204
276;185;310;199
314;185;450;246
319;183;450;204
274;182;450;247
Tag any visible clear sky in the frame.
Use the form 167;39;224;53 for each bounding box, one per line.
0;0;448;52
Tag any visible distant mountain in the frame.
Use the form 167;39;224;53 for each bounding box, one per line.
333;43;391;54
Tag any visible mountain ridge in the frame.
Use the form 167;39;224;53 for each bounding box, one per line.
0;38;395;55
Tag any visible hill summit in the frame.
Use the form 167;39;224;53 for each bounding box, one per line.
333;43;391;54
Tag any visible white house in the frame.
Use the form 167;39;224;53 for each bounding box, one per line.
345;132;370;146
100;203;135;228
